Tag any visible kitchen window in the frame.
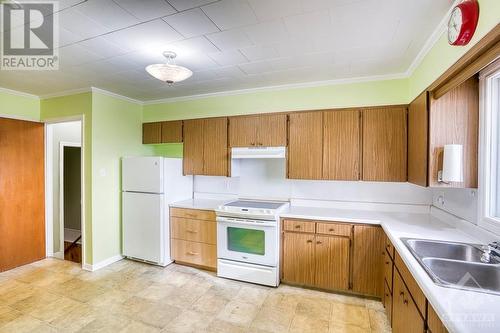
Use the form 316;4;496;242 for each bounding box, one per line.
478;58;500;235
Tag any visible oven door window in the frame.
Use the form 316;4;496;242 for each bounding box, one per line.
227;227;265;255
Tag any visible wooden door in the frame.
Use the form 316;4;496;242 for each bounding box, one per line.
142;122;162;144
429;77;478;188
203;117;228;176
0;118;45;271
362;106;407;182
323;109;360;180
408;92;429;187
288;112;323;179
282;232;315;285
256;114;287;146
229;116;257;147
392;270;425;333
352;225;384;297
314;235;350;290
161;120;183;143
183;119;204;175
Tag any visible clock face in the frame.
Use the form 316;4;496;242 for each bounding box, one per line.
448;7;463;44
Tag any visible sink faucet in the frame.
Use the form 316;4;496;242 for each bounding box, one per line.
481;241;500;263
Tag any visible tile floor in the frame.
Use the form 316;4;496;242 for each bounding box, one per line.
0;259;391;333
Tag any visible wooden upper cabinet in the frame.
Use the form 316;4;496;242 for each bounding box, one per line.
203;117;228;176
183;119;204;175
314;235;350;290
362;106;407;182
143;122;162;144
256;114;287;146
229;116;258;147
288;112;323;179
429;76;478;188
229;114;287;147
282;232;316;286
323;110;360;180
161;120;183;143
408;93;429;187
352;225;384;297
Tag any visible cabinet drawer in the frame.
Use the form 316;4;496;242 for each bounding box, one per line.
383;251;393;292
316;222;352;237
171;239;216;269
395;253;426;316
171;217;216;244
283;220;315;233
170;208;215;221
383;282;392;326
385;235;395;259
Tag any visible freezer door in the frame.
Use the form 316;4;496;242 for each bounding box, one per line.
122;192;164;263
122;157;163;193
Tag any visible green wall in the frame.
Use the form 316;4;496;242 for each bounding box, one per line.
0;90;40;120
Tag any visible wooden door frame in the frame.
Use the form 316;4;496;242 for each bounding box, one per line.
44;116;86;267
58;141;82;260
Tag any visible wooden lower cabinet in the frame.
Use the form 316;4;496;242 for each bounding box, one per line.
314;235;350;290
392;270;425;333
428;303;449;333
171;239;216;269
383;282;393;326
352;225;384;297
282;232;316;286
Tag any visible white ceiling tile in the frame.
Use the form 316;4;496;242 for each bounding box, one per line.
212;66;246;78
169;36;220;55
176;54;219;71
59;27;82;47
244;20;289;45
114;0;177;21
75;0;140;30
208;50;248;66
59;7;112;39
238;60;275;75
206;29;253;51
103;19;183;52
59;44;104;67
248;0;302;21
284;10;332;39
167;0;217;11
240;45;279;61
164;8;220;38
77;36;129;59
202;0;258;30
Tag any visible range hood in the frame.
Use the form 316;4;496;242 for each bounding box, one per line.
231;147;286;159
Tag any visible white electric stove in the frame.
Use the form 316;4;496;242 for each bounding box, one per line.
215;200;289;287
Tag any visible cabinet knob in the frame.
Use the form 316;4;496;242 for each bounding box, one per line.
251;142;256;146
317;241;322;244
295;225;301;229
403;299;409;305
328;228;334;232
399;291;404;297
385;261;390;265
306;240;313;243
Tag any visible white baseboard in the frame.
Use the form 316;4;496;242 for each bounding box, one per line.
82;254;123;272
53;251;64;260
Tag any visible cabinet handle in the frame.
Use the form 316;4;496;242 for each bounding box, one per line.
317;241;322;244
295;225;301;229
251;142;256;146
306;240;313;243
399;291;404;297
186;230;198;233
328;228;335;232
403;299;408;305
385;261;390;265
187;251;199;255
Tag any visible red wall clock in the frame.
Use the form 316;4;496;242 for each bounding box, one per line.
448;0;480;46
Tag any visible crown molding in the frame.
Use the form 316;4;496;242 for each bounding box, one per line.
0;86;39;99
143;72;408;105
91;87;143;105
405;0;459;77
39;87;92;100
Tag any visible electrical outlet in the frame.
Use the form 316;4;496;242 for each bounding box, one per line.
436;192;445;207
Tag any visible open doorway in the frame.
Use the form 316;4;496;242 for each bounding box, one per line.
45;120;83;265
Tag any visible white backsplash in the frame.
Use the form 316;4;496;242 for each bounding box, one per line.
194;159;432;205
432;188;478;224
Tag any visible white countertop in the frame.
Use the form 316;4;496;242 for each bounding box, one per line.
169;199;499;333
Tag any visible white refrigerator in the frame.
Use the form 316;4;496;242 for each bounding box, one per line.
122;157;192;266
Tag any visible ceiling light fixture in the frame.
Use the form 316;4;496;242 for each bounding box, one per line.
145;51;192;84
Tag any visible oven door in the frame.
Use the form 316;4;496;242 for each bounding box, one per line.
217;216;278;267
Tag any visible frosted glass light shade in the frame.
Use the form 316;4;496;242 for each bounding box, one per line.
145;64;192;83
442;144;463;182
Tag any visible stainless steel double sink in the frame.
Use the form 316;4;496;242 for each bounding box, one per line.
402;238;500;295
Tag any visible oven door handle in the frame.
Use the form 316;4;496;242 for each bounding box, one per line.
216;217;276;227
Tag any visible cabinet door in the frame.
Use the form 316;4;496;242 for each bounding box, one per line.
143;122;162;144
256;114;287;146
408;93;428;187
428;303;448;333
352;225;384;297
282;232;315;286
392;270;425;333
314;235;350;290
183;119;204;175
362;107;407;182
161;120;183;143
288;112;323;179
229;116;257;147
203;117;228;176
323;109;360;180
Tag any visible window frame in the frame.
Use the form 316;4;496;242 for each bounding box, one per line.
478;58;500;235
